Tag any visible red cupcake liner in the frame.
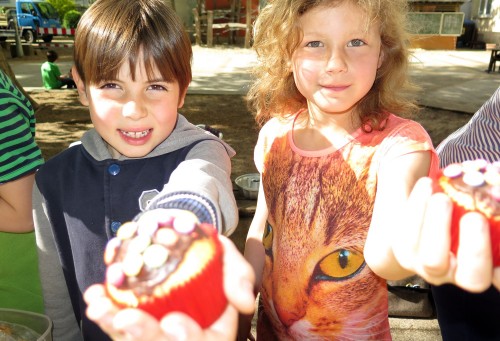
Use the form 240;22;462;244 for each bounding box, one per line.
436;179;500;267
136;233;227;327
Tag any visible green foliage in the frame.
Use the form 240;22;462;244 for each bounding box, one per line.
63;10;81;28
46;0;76;22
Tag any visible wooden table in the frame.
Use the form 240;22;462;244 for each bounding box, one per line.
487;47;500;73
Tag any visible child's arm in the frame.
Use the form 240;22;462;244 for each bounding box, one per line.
0;173;36;232
244;179;268;292
153;140;238;236
238;179;268;341
84;235;256;341
33;184;84;341
364;149;431;280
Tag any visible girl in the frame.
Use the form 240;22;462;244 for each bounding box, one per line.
240;0;439;339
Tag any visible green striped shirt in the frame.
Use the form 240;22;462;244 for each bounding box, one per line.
0;70;43;183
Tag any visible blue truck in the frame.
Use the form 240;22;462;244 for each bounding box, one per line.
0;0;61;43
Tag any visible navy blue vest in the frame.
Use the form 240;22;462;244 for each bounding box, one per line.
36;142;199;340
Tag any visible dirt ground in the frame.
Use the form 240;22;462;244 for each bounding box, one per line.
30;90;472;177
12;49;474;251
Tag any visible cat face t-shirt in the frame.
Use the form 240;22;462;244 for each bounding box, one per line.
254;113;438;340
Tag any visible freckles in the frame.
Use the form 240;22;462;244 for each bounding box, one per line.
294;60;318;84
300;58;322;73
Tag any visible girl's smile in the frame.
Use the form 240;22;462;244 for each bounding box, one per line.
292;2;384;124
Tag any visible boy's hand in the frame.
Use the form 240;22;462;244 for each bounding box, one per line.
85;236;255;340
393;177;499;292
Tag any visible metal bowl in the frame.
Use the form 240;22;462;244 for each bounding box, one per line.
235;173;260;199
0;308;53;341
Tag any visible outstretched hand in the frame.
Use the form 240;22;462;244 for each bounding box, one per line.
84;236;256;340
392;177;500;292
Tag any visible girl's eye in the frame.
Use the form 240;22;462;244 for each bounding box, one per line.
347;39;365;47
306;41;323;48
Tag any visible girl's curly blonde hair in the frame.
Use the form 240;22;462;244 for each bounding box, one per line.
247;0;419;130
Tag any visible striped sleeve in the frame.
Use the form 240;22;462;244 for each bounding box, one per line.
436;87;500;168
0;70;44;183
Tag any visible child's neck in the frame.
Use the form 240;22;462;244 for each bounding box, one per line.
292;108;361;152
107;144;122;159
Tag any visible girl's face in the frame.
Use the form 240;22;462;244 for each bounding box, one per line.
292;2;383;118
73;53;186;158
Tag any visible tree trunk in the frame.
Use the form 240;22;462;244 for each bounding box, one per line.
0;48;38;110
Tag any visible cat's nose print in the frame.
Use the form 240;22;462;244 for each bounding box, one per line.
274;300;306;327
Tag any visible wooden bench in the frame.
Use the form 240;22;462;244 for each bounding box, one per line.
487;47;500;73
193;0;253;48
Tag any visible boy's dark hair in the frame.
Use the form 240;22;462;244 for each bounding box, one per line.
46;50;58;63
73;0;192;93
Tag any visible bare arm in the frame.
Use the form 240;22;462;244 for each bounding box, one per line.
244;178;268;291
238;178;268;341
364;150;431;280
0;173;35;232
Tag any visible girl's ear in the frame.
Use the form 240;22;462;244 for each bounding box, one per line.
377;48;385;69
71;67;89;106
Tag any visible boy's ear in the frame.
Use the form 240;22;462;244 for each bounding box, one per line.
178;87;188;109
71;67;89;106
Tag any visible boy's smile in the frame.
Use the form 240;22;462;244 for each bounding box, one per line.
73;51;186;159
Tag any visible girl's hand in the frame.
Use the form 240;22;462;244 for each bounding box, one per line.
84;236;256;340
393;177;499;292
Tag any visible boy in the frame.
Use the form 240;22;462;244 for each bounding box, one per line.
40;50;76;89
33;0;243;340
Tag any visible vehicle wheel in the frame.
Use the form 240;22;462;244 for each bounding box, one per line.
42;35;53;43
23;30;35;44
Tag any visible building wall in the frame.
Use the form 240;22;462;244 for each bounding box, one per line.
471;0;500;44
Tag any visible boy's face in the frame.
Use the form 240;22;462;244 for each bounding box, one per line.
73;54;186;158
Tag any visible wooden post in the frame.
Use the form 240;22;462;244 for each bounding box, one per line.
192;8;202;45
244;0;252;48
207;10;214;47
13;16;23;57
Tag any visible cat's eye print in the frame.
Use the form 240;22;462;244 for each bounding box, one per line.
314;249;365;281
263;222;273;256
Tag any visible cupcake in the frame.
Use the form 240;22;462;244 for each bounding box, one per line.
434;160;500;266
104;209;227;327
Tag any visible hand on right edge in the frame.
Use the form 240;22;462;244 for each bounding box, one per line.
392;177;499;292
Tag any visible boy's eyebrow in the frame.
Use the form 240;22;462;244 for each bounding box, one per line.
146;77;175;84
147;78;168;83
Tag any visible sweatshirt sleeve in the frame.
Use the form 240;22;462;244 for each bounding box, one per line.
33;183;84;341
147;139;238;236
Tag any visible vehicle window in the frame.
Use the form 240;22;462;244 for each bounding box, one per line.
20;4;30;14
27;4;36;16
35;3;59;20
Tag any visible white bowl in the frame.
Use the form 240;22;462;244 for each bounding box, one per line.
0;309;52;341
235;173;260;199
